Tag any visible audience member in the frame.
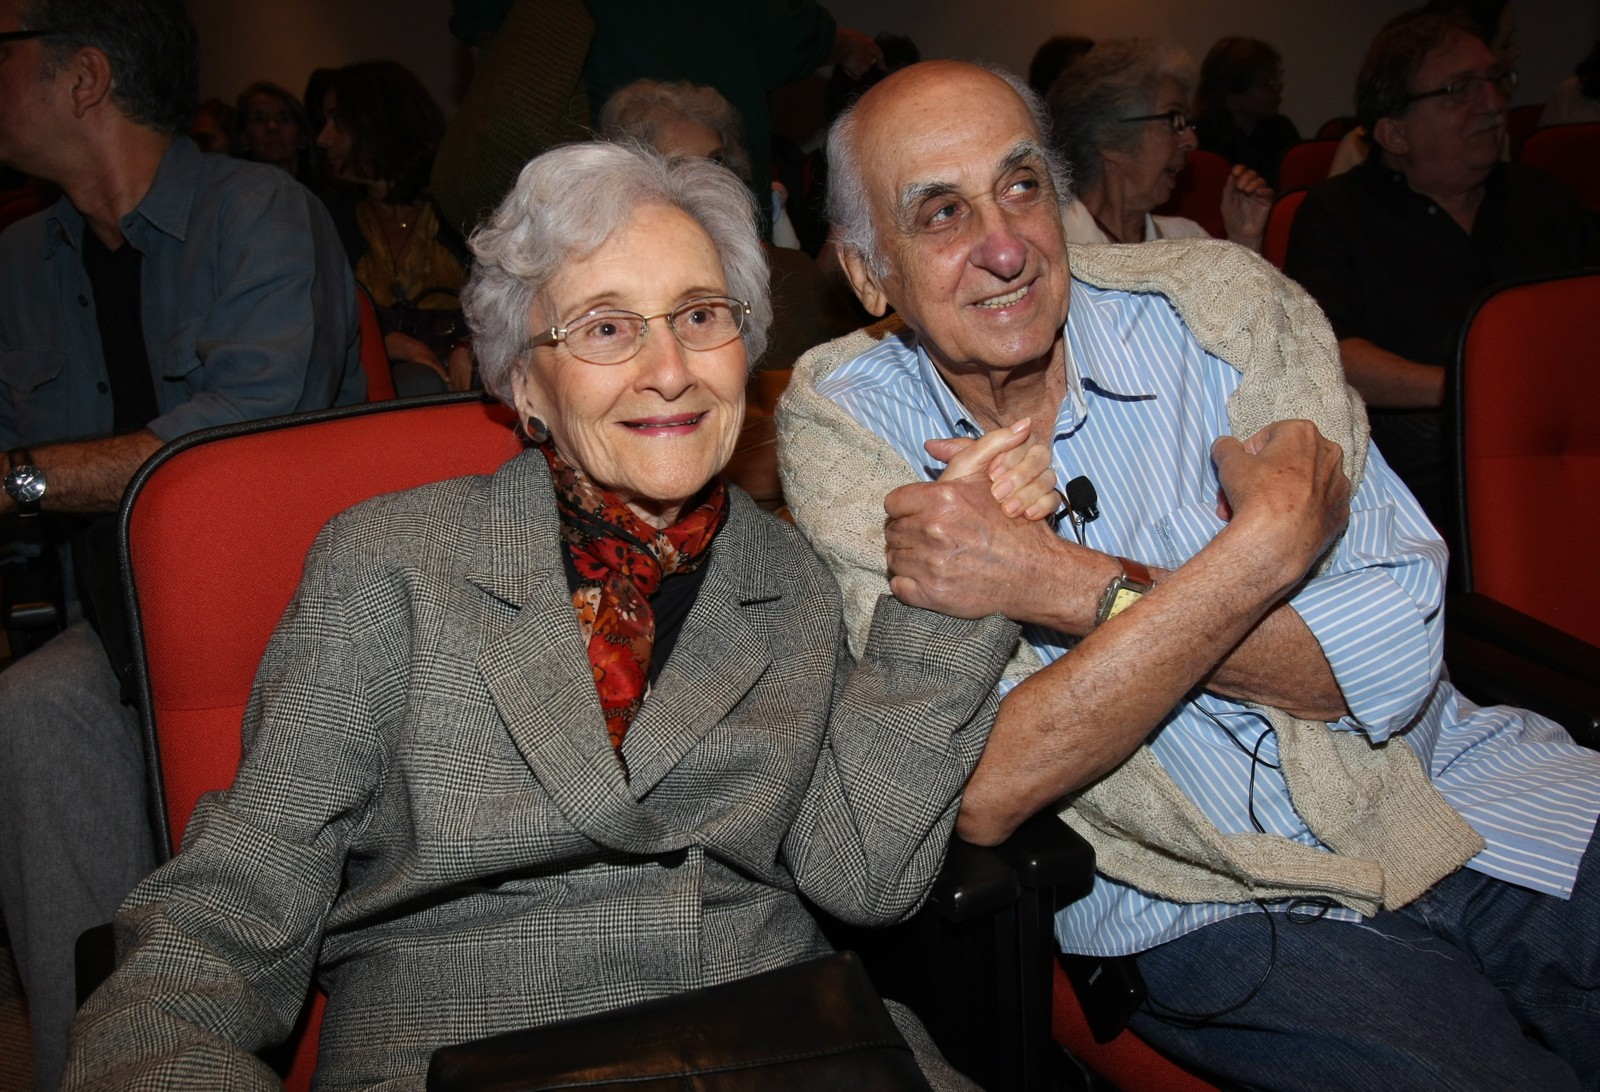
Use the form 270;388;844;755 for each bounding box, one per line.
232;80;317;186
187;97;232;153
599;78;804;247
0;1;364;1087
317;60;471;396
1028;34;1094;97
61;141;1044;1090
1049;39;1273;251
1285;13;1591;524
1329;1;1520;176
1540;41;1600;126
1194;36;1301;186
778;58;1600;1092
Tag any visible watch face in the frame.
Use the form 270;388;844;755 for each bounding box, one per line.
6;465;45;504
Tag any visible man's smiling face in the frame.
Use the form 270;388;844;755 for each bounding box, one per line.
841;62;1072;384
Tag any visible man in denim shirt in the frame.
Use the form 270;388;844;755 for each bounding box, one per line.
0;1;362;1085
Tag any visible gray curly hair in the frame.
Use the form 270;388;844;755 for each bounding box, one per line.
598;79;754;181
1047;39;1197;194
462;141;772;405
827;63;1072;278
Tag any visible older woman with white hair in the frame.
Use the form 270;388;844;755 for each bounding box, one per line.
63;142;1058;1090
1050;38;1274;251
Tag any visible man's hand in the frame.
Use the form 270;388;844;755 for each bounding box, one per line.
884;420;1093;621
1212;419;1350;596
1220;165;1273;253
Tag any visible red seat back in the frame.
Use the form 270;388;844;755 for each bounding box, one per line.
1507;103;1544;159
1153;149;1231;239
1275;140;1339;194
1263;189;1308;271
120;396;523;1088
1518;122;1600;212
1455;272;1600;645
355;285;398;401
0;190;45;235
1316;115;1357;140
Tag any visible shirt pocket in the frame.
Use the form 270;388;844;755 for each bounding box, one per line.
0;348;70;442
1150;500;1228;570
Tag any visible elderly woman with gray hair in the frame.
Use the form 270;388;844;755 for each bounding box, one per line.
63;142;1056;1090
1050;38;1274;251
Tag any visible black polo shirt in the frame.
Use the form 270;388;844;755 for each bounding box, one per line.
1284;157;1593;521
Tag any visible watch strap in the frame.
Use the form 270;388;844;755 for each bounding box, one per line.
1094;556;1154;627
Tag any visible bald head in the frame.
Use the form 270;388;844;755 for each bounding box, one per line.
826;61;1070;275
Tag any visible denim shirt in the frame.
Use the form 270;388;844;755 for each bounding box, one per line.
0;137;364;450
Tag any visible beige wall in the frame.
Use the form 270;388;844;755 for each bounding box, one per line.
189;0;1595;135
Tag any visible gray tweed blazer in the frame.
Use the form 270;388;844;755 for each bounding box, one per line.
65;450;1017;1090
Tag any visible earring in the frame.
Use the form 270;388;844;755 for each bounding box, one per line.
523;415;550;443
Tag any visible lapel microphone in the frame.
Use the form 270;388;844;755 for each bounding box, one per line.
1063;475;1099;546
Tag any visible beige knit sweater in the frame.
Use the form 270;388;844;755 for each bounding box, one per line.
777;239;1483;915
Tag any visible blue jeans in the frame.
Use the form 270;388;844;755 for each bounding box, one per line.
1127;833;1600;1091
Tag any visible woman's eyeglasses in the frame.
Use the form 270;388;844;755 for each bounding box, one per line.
1405;68;1517;108
541;296;750;366
1119;110;1194;134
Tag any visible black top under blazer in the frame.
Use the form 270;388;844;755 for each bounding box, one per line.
66;450;1019;1090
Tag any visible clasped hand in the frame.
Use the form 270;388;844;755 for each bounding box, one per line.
883;419;1063;619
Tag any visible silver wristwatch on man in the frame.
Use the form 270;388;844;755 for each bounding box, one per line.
4;449;47;515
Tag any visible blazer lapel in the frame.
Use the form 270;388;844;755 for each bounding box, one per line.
620;538;777;793
467;453;686;852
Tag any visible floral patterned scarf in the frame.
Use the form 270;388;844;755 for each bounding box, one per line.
540;442;728;755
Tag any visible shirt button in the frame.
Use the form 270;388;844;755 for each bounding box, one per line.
97;382;109;393
1428;206;1437;214
78;295;89;306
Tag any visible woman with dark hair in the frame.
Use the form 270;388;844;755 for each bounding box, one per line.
232;81;316;186
317;60;470;395
1194;37;1300;186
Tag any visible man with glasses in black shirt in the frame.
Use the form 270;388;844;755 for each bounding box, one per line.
0;1;362;1086
1286;13;1593;527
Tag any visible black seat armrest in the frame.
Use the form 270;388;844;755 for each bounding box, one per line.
992;809;1096;902
1447;592;1600;688
926;835;1021;922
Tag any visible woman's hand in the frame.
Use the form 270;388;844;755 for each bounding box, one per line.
924;418;1060;521
1220;165;1274;254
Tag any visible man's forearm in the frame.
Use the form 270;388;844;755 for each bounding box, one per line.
1339;337;1445;409
1;430;164;516
958;519;1322;844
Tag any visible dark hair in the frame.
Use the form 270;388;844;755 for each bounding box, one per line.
1195;37;1282;120
1420;0;1509;42
1575;41;1600;101
1356;13;1474;133
1029;35;1095;96
324;60;445;204
20;0;198;135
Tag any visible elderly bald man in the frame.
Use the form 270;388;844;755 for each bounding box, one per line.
776;59;1600;1091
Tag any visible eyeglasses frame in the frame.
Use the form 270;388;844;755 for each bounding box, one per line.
1403;67;1518;108
1118;110;1194;135
540;295;752;366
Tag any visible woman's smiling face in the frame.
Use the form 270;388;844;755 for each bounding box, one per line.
513;203;748;528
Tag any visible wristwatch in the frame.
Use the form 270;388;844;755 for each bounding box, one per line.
4;449;46;515
1094;556;1154;626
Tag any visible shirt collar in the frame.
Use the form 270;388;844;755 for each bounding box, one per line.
42;136;198;259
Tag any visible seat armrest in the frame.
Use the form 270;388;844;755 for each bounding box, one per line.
926;836;1020;922
1447;592;1600;687
1445;625;1600;750
992;809;1096;902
